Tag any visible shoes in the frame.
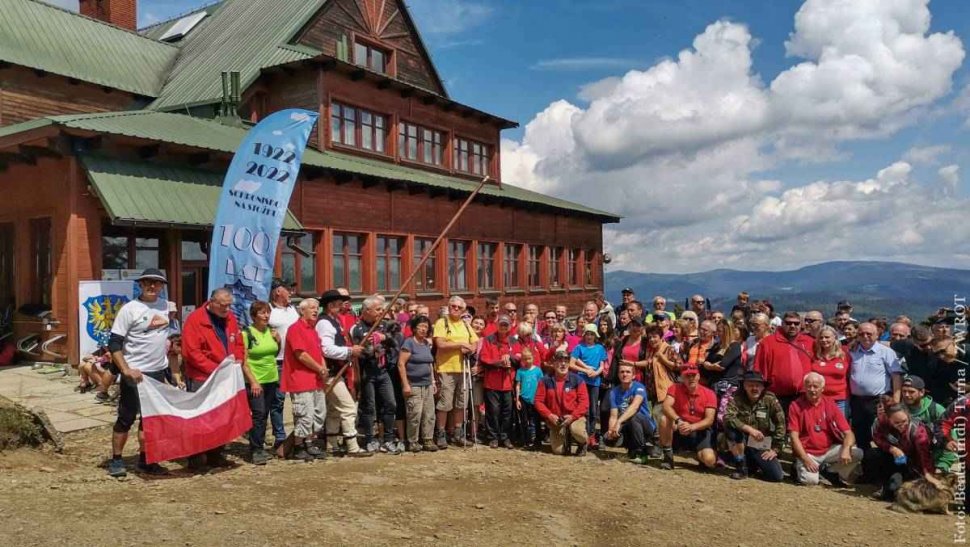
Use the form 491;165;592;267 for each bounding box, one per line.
730;464;748;480
396;440;406;453
345;447;374;458
136;461;169;475
381;441;402;455
365;440;381;453
661;454;674;471
250;449;271;466
820;469;846;487
576;444;588;457
648;444;663;459
435;430;449;450
107;458;127;478
292;446;314;462
502;439;513;449
206;453;232;468
421;440;439;452
304;442;324;459
408;443;422;453
94;392;111;404
489;440;499;449
630;454;650;465
187;455;209;472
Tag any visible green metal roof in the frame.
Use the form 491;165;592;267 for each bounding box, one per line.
0;111;619;221
0;0;178;97
79;154;302;231
147;0;326;111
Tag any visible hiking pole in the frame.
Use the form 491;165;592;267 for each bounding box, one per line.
326;175;492;394
461;354;470;448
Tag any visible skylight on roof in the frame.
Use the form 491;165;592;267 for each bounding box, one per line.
159;11;208;42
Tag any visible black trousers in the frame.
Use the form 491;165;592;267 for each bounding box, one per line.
359;368;397;444
864;448;918;497
621;413;656;454
850;395;880;450
485;390;512;442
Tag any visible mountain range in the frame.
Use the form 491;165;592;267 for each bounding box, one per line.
604;261;968;322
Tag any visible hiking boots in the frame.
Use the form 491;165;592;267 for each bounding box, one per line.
661;454;674;470
435;430;449;450
575;444;588;457
421;440;439;452
107;458;127;478
250;449;271;466
730;462;748;480
135;461;168;475
380;441;402;455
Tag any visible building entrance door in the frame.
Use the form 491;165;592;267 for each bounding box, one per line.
181;262;209;314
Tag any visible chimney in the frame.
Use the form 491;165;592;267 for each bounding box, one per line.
79;0;137;31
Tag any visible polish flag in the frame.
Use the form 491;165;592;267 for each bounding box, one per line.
137;357;251;464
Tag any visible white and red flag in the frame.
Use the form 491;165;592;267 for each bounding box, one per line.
137;358;251;464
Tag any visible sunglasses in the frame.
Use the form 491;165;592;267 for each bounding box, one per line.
505;309;517;313
784;321;801;326
449;304;464;310
804;318;820;323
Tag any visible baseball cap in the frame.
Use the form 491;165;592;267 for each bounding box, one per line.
554;349;570;360
901;375;925;390
135;268;167;284
837;300;852;310
497;314;513;326
681;365;700;376
651;312;667;321
582;323;599;338
621;287;635;294
271;277;296;291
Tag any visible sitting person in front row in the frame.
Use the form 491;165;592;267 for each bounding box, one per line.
605;362;657;464
723;371;786;482
788;372;863;486
534;351;590;456
869;404;945;500
658;365;717;470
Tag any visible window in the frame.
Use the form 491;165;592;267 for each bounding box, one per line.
331;102;387;153
585;251;595;286
281;234;317;295
448;240;469;292
414;238;437;292
504;244;521;289
549;247;562;288
376;235;404;293
399;123;445;166
528;246;542;288
454;137;490;176
0;223;13;309
101;229;161;271
477;242;496;290
332;233;364;293
30;217;52;306
102;236;129;270
567;249;579;286
354;40;388;74
134;238;159;270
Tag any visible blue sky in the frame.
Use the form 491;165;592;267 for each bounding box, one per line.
48;0;970;272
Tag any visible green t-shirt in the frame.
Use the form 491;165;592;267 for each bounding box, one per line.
243;327;280;384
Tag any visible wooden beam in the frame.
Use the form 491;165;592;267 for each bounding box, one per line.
0;151;35;166
101;86;114;94
421;95;435;106
67;78;80;86
137;144;160;159
478;115;490;124
19;145;60;159
33;69;47;78
333;171;354;185
350;69;366;81
407;184;424;196
0;61;10;70
362;178;381;189
317;59;337;71
68;135;102;153
400;88;413;99
385;181;402;192
377;78;393;90
461;109;473;118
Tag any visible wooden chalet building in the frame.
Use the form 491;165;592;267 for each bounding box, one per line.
0;0;619;364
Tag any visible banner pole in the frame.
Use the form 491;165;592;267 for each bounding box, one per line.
326;175;491;392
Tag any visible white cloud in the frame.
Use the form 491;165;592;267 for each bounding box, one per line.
531;58;640;72
406;0;492;35
501;0;968;273
903;144;951;165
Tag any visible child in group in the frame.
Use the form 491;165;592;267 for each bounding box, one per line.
570;323;608;449
515;348;544;449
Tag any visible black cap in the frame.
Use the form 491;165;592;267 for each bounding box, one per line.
319;289;350;306
740;371;767;385
652;312;668;321
135;268;167;284
271;277;295;291
837;300;852;310
902;375;925;390
622;287;635;294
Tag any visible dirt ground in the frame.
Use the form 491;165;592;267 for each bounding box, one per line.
0;426;956;547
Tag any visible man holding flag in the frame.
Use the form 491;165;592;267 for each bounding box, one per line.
181;288;246;470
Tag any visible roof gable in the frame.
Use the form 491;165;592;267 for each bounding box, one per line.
0;0;178;97
147;0;326;111
296;0;448;96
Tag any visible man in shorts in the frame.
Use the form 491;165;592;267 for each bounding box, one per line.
433;295;478;449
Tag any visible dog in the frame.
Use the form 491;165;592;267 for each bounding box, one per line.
890;473;959;514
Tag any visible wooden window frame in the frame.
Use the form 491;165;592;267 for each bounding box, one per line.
549;247;562;288
447;239;470;293
332;231;366;295
413;237;438;294
330;100;389;155
351;33;397;77
503;243;522;290
476;241;497;291
376;234;405;294
453;136;491;177
567;248;579;287
527;245;542;289
281;233;319;297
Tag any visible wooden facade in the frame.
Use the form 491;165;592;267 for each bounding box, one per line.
0;0;616;365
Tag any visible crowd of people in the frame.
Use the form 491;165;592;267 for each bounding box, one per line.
101;269;967;511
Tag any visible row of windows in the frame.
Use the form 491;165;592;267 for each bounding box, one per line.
330;102;491;176
282;231;598;296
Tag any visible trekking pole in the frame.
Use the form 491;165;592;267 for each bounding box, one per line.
326;175;491;393
461;354;470;448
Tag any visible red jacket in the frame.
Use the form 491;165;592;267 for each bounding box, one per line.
181;304;245;382
753;331;814;397
479;333;516;391
873;416;934;476
534;373;589;420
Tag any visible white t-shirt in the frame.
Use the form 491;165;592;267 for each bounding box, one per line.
110;297;170;372
269;304;299;361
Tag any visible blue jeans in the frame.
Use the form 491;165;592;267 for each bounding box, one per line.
835;399;848;418
725;427;784;482
585;385;600;437
247;381;280;451
270;361;286;443
359;368;397;444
